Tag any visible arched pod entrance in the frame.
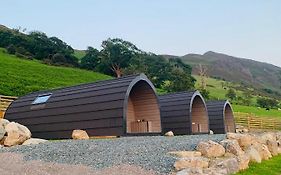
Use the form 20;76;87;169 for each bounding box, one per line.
5;74;162;139
159;91;209;135
207;100;236;134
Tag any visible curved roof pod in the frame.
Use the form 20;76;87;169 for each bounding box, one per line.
159;91;209;135
207;100;236;134
5;74;162;139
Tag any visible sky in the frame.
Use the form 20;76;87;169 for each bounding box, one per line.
1;0;281;67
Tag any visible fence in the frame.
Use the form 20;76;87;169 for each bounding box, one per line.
234;112;281;131
0;95;17;118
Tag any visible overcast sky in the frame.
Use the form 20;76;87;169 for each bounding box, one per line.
1;0;281;67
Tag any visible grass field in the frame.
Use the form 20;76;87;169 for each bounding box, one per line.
73;49;86;60
235;154;281;175
233;105;281;118
0;48;111;96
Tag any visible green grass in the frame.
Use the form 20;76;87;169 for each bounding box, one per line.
235;154;281;175
0;48;111;96
233;105;281;118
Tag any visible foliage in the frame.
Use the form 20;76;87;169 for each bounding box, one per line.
257;97;279;109
80;47;100;70
238;92;253;106
199;88;210;100
226;88;237;101
0;49;111;96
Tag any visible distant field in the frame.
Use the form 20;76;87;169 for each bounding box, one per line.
0;48;111;96
233;105;281;118
73;50;86;60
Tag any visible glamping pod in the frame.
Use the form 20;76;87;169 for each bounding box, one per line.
159;91;209;135
4;74;162;139
207;100;236;134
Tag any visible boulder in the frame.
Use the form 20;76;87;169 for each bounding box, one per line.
0;119;9;128
252;143;272;160
237;154;250;170
260;132;276;144
276;132;281;146
209;157;239;175
245;146;262;163
0;136;6;145
220;139;244;156
196;140;225;158
174;157;209;171
277;147;281;154
72;130;89;140
0;125;5;140
4;122;31;147
176;168;204;175
22;138;48;145
209;130;214;135
164;131;174;137
169;151;202;158
226;133;253;150
266;140;278;156
203;167;228;175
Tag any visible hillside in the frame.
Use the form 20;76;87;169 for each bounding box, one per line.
0;48;111;96
164;51;281;98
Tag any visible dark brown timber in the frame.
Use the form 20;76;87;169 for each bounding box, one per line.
159;91;209;135
207;100;236;134
4;74;162;139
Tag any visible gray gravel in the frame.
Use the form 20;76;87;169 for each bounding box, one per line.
0;134;225;174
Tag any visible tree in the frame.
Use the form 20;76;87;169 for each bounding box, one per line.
199;88;210;100
240;92;253;106
99;38;141;77
226;88;237;101
164;69;195;92
257;97;279;109
80;47;100;70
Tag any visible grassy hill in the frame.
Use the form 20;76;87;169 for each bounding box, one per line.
164;51;281;99
0;48;111;96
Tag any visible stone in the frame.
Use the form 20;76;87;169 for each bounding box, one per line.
0;136;6;145
164;131;174;137
174;157;209;171
0;125;5;140
277;147;281;154
242;128;249;133
169;151;202;158
4;122;31;147
226;133;253;150
237;154;250;170
220;139;244;156
0;119;9;128
252;143;272;160
176;168;204;175
266;140;278;156
72;130;89;140
196;140;225;158
260;132;276;144
203;167;228;175
245;146;262;163
209;157;239;175
209;130;214;135
22;138;48;145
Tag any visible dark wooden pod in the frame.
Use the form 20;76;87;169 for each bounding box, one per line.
207;100;236;134
159;91;209;135
4;74;162;139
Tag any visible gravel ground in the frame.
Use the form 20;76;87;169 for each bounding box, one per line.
0;135;225;174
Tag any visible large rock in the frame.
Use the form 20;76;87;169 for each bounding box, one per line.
203;167;228;175
196;140;225;158
72;130;89;140
260;132;276;144
174;157;209;171
220;139;244;156
22;138;48;145
0;119;9;128
266;140;278;156
226;133;253;150
4;122;31;147
237;154;250;170
176;168;204;175
0;125;5;141
252;143;272;160
169;151;202;158
164;131;174;137
209;157;239;174
245;146;262;163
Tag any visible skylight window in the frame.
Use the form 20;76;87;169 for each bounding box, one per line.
32;94;52;104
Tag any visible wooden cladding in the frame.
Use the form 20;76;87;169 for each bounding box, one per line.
0;95;17;118
207;100;236;134
159;91;209;135
5;74;161;139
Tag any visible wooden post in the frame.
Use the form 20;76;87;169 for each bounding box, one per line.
247;116;251;130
